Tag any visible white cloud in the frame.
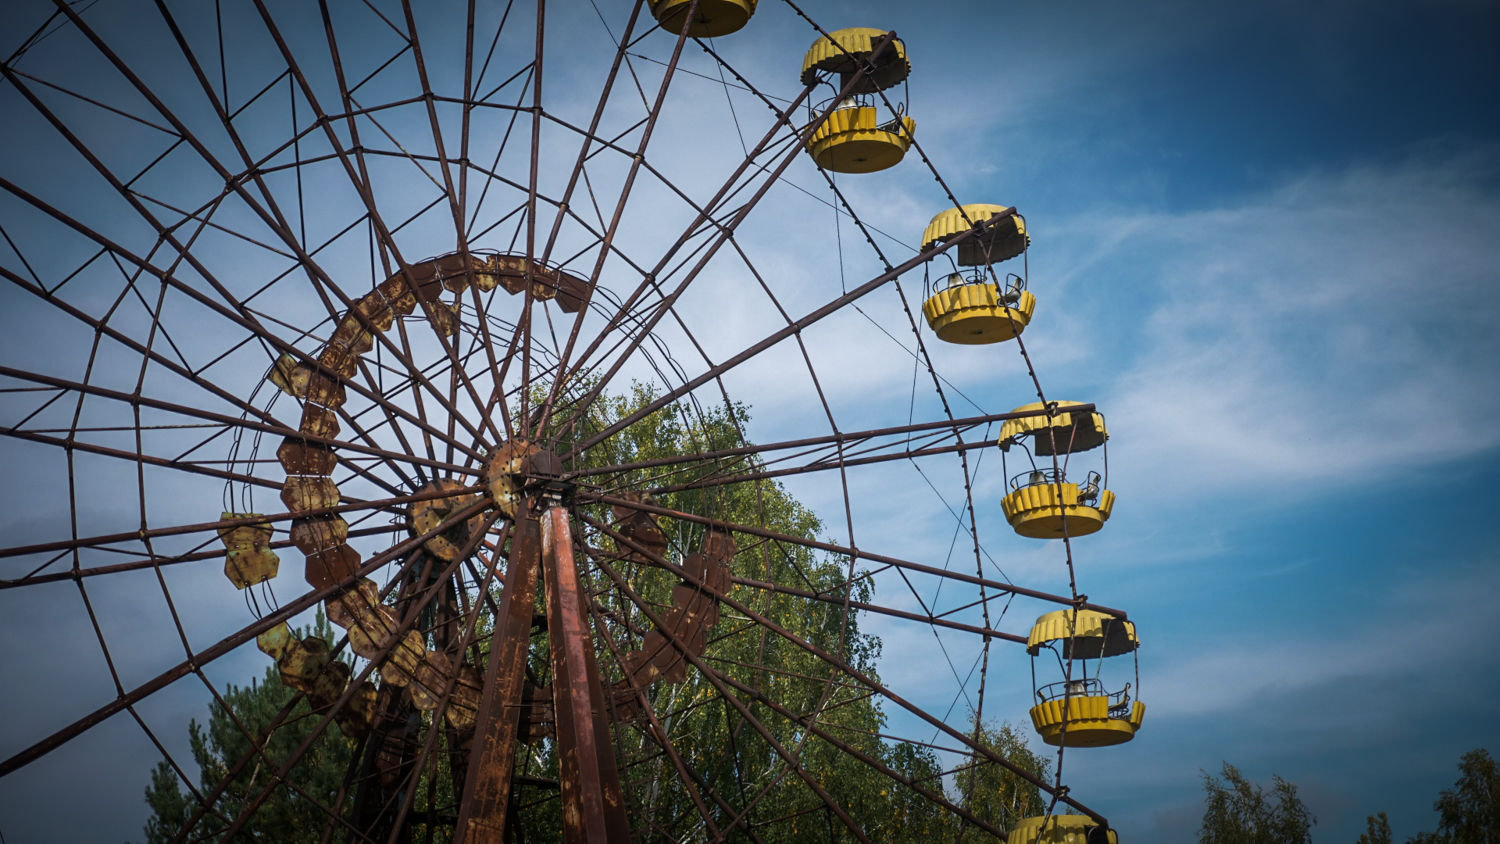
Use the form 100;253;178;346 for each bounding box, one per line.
1075;150;1500;502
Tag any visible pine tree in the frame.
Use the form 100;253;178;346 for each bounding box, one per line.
140;612;354;842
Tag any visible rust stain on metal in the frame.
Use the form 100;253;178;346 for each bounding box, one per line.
277;438;337;476
377;630;429;688
409;478;482;561
609;491;668;563
268;352;312;398
276;636;331;694
256;622;293;659
541;505;629;842
485;439;539;519
217;513;279;589
486;253;590;313
279;476;340;513
444;662;483;730
454;513;542;843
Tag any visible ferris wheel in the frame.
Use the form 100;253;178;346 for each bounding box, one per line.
0;1;1142;841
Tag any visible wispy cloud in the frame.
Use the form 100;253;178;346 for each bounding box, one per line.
1063;149;1500;501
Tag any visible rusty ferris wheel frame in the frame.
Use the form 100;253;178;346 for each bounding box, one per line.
0;0;1129;840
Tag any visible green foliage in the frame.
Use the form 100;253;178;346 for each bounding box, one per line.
528;382;1051;840
1198;762;1314;844
522;383;902;839
140;612;355;843
143;385;1052;841
1432;748;1499;843
952;719;1050;831
1405;747;1499;844
1358;811;1393;844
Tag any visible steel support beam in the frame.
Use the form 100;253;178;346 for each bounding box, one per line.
455;512;542;843
540;504;629;842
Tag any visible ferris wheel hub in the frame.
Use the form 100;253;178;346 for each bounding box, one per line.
485;441;570;516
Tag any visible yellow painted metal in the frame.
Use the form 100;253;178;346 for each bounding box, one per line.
1007;814;1119;844
336;681;378;737
300;406;341;440
801;27;910;92
445;663;484;730
409;478;482;561
923;286;1035;344
321;313;376;377
649;0;756;37
406;650;455;711
256;622;294;659
426;301;461;337
218;513;280;589
289;515;350;553
806;106;916;173
379;629;431;687
921;204;1029;266
1029;697;1145;747
268;352;312;398
1001;485;1115;539
1027;609;1138;657
280;476;341;514
329;580;403;661
999;401;1108;455
486;438;539;519
277;635;332;694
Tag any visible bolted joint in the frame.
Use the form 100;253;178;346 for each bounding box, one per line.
524;450;572;503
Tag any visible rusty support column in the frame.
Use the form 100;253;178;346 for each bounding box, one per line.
540;504;629;842
455;513;542;843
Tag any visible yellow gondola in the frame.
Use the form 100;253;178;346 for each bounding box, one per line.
923;277;1036;344
1007;814;1119;844
998;401;1113;538
1002;477;1114;539
920;204;1034;344
922;204;1029;266
1028;609;1145;747
648;0;756;38
999;400;1107;456
1027;609;1144;747
801;28;915;173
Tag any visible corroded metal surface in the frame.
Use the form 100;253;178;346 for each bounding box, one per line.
541;506;629;842
486;253;591;313
485;439;540;520
217;513;279;589
409;478;483;561
455;514;542;843
0;4;1132;837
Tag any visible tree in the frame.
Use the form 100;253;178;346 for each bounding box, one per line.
143;385;1052;840
1359;811;1392;844
1433;748;1499;843
952;719;1050;831
140;612;354;843
545;383;1052;839
524;383;900;838
1408;748;1499;844
1198;762;1314;844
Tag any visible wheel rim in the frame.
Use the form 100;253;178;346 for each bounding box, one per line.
0;2;1126;839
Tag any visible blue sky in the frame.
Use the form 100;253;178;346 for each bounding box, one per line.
1;0;1497;841
868;1;1500;840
